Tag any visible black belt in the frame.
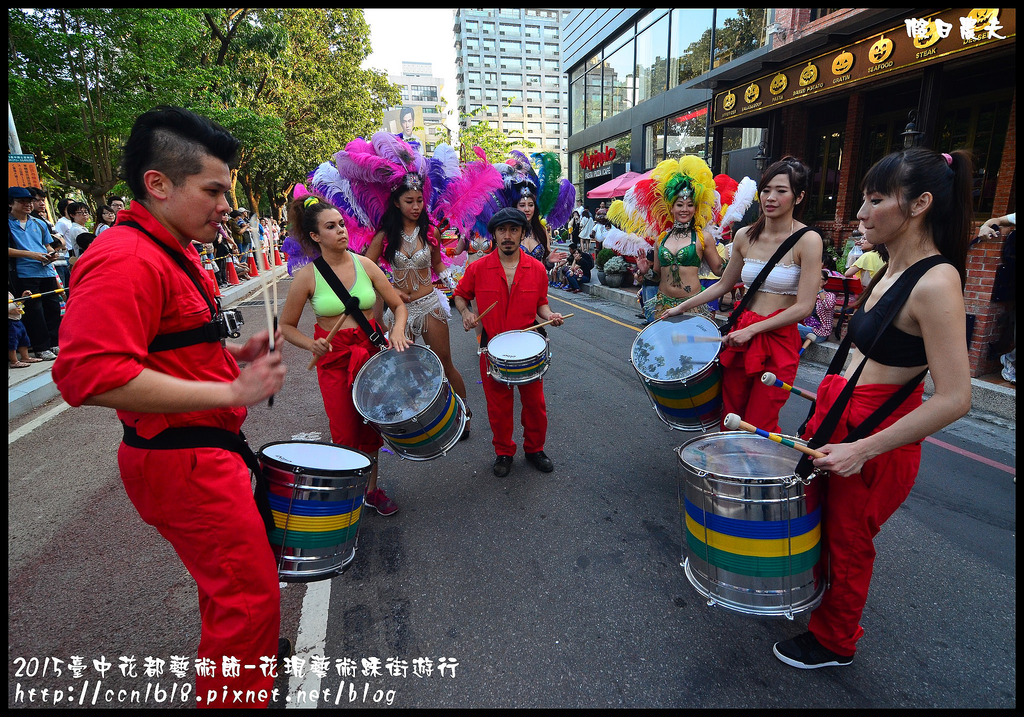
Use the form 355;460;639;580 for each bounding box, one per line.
121;423;274;533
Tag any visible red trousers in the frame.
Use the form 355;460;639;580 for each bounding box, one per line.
718;308;800;434
479;353;547;456
314;323;383;454
119;445;280;708
801;374;924;656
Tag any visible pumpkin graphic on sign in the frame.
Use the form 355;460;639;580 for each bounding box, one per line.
770;73;788;95
912;20;941;49
870;35;893;63
799;63;819;86
831;50;855;75
744;83;760;104
967;8;999;34
723;91;736;111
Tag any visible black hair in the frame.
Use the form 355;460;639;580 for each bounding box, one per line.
107;195;125;205
378;179;436;267
27;187;47;199
287;197;338;259
67;202;89;222
514;191;549;254
121;106;239;202
746;156;811;244
57;198;73;217
401;105;415;120
93;205;115;231
76;232;96;253
861;147;973;289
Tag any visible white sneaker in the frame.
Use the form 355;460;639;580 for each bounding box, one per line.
33;350;57;361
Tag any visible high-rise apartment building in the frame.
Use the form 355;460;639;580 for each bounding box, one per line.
453;8;573;169
386;61;447;153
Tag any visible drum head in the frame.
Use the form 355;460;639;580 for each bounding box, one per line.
260;441;373;473
488;330;547;360
677;431;802;481
352;344;444;424
631;314;720;381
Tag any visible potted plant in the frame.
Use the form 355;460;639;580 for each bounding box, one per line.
602;255;630;288
596;248;616;285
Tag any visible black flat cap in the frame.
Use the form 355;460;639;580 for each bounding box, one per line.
487;207;529;233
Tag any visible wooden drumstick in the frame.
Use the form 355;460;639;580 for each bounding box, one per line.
671;333;725;344
723;413;826;459
799;333;817;356
524;313;574;331
307;313;349;371
761;371;817;402
477;300;498;320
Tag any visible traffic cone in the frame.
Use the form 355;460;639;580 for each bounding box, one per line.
274;247;283;266
261;249;272;271
225;259;240;285
247;250;260;277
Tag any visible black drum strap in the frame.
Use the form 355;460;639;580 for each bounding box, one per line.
313;256;387;348
121;423;274;533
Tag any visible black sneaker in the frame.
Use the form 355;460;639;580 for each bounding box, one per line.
524;451;554;473
277;637;293;674
493;455;513;477
773;631;853;669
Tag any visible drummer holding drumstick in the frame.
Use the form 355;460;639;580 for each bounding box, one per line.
279;197;410;516
453;207;564;478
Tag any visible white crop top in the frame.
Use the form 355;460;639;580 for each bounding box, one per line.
740;258;801;295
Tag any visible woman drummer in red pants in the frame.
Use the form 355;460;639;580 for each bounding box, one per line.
279;197;410;515
772;148;974;669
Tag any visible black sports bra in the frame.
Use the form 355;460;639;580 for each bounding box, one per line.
846;256;948;367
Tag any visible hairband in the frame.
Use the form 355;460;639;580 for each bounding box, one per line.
942;153;953;166
303;196;320;208
401;173;423;191
518;185;535;199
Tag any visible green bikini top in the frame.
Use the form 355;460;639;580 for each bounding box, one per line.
311;252;376;317
658;230;701;268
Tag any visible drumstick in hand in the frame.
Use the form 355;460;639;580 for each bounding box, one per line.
799;333;817;356
524;313;574;331
671;333;725;344
761;371;817;402
723;413;826;459
307;314;348;371
477;301;498;320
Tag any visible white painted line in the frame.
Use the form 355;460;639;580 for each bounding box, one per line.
8;400;71;445
286;579;332;709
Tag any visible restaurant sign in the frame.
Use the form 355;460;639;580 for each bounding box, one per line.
713;8;1015;123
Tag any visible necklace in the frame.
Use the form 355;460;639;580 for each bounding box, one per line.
401;225;420;247
672;220;692;234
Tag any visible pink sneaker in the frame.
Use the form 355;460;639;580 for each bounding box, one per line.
364;488;398;516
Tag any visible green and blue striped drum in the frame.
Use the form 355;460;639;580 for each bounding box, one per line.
631;313;722;431
485;330;551;384
352;344;466;460
260;441;373;582
676;431;825;617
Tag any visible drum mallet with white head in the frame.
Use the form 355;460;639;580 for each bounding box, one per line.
723;413;826;459
761;372;817;402
799;333;817;355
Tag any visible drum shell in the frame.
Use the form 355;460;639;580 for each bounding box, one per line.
676;432;824;617
260;441;373;582
485;330;551;384
352;345;466;460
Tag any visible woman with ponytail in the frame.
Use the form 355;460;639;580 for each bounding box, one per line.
279;197;410;516
771;148;973;670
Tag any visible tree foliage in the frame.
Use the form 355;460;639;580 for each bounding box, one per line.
8;8;400;219
457;103;535;164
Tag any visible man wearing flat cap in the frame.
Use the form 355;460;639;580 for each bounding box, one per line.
453;207;564;477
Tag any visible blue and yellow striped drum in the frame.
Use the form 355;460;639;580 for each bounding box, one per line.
259;441;373;582
631;314;722;431
675;431;825;617
351;344;466;460
485;330;550;384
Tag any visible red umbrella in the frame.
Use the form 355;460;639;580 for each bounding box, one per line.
587;171;645;199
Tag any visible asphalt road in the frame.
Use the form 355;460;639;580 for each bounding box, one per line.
7;278;1016;709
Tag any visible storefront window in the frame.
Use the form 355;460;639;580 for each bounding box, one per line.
937;96;1012;216
636;13;670;104
666;106;709;161
570;77;584;136
713;9;767;69
806;127;844;223
585;68;603;129
670;9;714;87
607;132;632;168
645;120;666;169
604;38;635;120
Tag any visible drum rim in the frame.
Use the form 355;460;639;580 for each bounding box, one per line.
258;440;374;476
487;329;549;358
631;314;720;382
351;344;445;424
675;430;809;483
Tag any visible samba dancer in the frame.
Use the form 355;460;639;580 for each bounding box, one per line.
632;156;724;321
663;157;823;434
52;107;288;708
772;148;973;669
279;197;410;516
453;207;564;477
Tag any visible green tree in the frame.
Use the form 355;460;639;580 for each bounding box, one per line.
457;102;535;163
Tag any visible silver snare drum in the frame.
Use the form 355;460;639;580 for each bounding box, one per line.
485;330;550;384
676;431;824;618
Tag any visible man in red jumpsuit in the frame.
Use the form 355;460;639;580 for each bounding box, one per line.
52;107;287;708
453;207;564;477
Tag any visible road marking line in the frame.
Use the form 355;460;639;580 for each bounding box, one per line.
924;436;1015;475
287;579;332;708
8;400;71;445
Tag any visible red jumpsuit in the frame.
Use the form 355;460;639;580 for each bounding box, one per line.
313;322;384;454
453;250;550;457
801;373;924;657
718;307;800;434
52;204;279;708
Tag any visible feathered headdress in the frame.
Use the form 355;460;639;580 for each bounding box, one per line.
605;197;656;255
479;150;576;233
632;155;716;237
712;176;757;242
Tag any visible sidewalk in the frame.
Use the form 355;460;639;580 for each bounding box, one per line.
561;278;1017;427
8;266;288;421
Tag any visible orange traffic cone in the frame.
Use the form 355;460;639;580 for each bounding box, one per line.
225;259;240;285
261;249;271;271
208;267;221;297
247;250;260;277
274;247;283;266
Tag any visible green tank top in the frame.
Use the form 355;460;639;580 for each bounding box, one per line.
311;252;376;317
658;230;701;268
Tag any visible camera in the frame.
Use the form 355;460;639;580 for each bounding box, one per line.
217;308;244;339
